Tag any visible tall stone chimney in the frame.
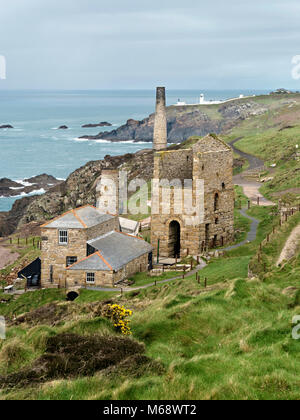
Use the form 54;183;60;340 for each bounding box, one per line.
153;87;167;151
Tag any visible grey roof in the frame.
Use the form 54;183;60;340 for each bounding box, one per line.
42;205;114;229
69;231;153;272
68;252;111;271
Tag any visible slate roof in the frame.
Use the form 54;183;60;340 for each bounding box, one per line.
41;205;115;229
68;231;153;272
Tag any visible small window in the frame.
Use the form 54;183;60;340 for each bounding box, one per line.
59;230;68;245
215;218;219;224
50;265;53;283
66;256;77;267
86;273;95;283
214;193;219;212
222;182;225;190
202;165;205;171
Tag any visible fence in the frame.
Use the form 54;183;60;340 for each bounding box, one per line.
7;236;42;250
249;205;300;276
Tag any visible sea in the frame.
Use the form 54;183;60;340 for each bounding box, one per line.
0;89;269;212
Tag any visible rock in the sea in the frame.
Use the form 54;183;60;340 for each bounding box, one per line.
24;174;62;186
0;124;14;129
82;122;112;128
58;125;68;130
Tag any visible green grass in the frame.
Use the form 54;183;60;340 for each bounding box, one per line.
75;289;116;303
128;271;183;287
1;251;299;400
0;289;66;317
249;211;300;276
226;205;278;258
0;202;299;399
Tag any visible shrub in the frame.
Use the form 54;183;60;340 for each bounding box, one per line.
103;304;133;335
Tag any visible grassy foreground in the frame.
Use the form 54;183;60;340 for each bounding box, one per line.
0;210;299;400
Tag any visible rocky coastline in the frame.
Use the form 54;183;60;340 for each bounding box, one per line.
78;101;268;143
0;174;63;198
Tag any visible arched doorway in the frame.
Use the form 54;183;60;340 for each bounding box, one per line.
169;221;181;258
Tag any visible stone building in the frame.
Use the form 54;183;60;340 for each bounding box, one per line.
151;88;234;257
40;205;152;288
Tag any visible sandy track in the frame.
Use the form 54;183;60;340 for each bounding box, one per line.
277;224;300;266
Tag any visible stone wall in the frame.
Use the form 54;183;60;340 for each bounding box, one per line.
41;228;87;288
65;269;114;288
113;253;149;284
153;149;193;182
86;216;119;241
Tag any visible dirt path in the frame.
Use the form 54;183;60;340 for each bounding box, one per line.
230;138;275;206
0;245;19;270
276;224;300;266
233;175;275;206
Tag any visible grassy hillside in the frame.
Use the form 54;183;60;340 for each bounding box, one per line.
223;94;300;204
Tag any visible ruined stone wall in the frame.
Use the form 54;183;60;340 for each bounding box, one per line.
153;150;193;181
151;141;235;256
41;228;87;288
96;169;120;215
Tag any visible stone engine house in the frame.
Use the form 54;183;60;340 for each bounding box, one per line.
151;87;234;257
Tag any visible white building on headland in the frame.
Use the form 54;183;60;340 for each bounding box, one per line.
175;93;251;107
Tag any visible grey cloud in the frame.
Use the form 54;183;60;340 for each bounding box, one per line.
0;0;299;89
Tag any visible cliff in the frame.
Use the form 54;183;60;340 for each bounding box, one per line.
79;100;268;143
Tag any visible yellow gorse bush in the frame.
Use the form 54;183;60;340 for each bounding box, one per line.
104;304;133;335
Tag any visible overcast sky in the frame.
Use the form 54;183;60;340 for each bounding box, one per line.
0;0;300;89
